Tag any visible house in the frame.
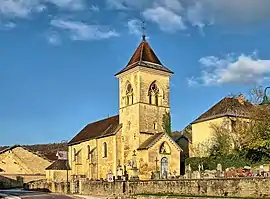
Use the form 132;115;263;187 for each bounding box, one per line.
0;143;67;182
45;151;71;182
190;94;254;157
68;35;182;180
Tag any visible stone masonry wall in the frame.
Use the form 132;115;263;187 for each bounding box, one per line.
0;175;23;189
128;178;270;197
27;178;270;198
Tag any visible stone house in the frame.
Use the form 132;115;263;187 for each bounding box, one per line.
0;143;67;182
46;159;70;182
68;35;182;180
190;94;254;157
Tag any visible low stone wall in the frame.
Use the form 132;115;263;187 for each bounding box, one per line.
25;180;69;194
0;175;23;189
131;196;240;199
128;178;270;197
80;180;124;196
27;177;270;198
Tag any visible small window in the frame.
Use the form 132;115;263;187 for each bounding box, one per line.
154;122;157;130
73;149;76;162
103;142;108;158
87;145;91;159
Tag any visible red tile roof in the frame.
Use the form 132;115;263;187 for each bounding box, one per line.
68;115;121;145
46;160;71;171
115;39;173;76
192;97;254;124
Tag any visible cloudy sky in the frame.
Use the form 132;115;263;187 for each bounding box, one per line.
1;0;270;145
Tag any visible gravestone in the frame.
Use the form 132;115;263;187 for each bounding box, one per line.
107;171;114;182
117;166;123;180
187;164;192;179
217;163;222;178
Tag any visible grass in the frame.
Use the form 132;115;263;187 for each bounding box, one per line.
135;193;270;199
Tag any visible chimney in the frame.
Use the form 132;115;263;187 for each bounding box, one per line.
237;94;245;105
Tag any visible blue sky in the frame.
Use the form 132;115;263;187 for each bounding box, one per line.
1;0;270;145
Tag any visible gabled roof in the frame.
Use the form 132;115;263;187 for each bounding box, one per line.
0;143;68;161
137;132;182;151
0;146;8;152
192;97;254;124
45;160;71;171
23;143;68;161
115;38;173;76
68;115;121;145
137;132;164;150
173;134;191;143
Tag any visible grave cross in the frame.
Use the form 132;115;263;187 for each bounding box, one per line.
155;157;159;171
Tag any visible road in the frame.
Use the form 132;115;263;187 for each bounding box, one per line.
0;189;77;199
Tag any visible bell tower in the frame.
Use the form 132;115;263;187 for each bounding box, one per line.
115;34;173;164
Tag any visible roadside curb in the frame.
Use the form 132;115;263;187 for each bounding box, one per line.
53;193;85;199
73;194;106;199
53;192;106;199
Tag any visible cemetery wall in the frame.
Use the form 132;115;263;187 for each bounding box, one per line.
27;177;270;198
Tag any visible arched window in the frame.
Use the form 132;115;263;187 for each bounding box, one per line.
87;145;91;159
73;149;76;162
148;82;159;105
126;83;134;105
103;142;108;158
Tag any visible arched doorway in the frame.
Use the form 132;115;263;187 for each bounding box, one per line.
160;157;168;179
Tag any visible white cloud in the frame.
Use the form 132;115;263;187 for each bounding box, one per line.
127;19;142;36
106;0;152;10
46;0;85;11
106;0;128;9
0;0;45;18
90;5;99;12
186;0;270;28
4;21;16;29
0;21;16;30
0;0;86;19
50;19;119;41
155;0;182;12
107;0;185;32
188;52;270;86
143;6;186;32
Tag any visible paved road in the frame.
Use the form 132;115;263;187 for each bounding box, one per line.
0;189;76;199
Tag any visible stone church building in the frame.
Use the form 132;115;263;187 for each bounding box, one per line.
68;35;181;180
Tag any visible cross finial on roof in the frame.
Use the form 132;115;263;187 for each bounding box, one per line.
142;21;146;41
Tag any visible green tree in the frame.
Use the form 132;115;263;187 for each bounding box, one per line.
209;122;234;157
162;111;172;136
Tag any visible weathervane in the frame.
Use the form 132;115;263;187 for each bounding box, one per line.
142;21;146;40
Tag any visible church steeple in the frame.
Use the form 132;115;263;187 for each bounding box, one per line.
115;34;173;76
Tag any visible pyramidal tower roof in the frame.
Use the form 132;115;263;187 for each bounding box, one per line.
115;37;173;76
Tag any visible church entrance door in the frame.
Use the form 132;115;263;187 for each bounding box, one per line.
160;157;168;179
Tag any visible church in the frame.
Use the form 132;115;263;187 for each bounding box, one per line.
67;34;182;180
